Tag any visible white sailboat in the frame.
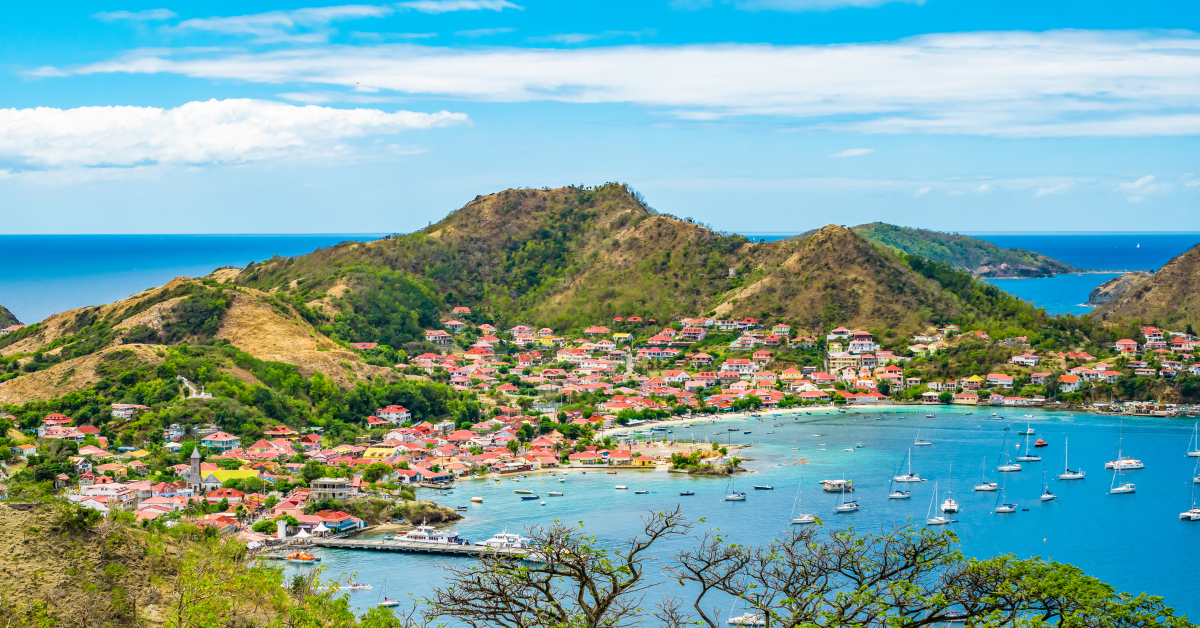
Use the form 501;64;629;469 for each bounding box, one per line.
727;600;766;626
914;430;933;446
1181;464;1200;520
833;474;859;513
1039;466;1056;501
1188;423;1200;458
1015;432;1042;462
997;432;1022;472
894;448;922;482
974;457;998;491
789;480;815;524
1105;422;1145;470
994;477;1017;513
926;480;951;525
1057;437;1085;480
888;463;912;499
725;474;746;501
378;576;400;607
941;464;959;513
1109;465;1135;494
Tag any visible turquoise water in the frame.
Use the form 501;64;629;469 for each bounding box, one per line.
983;273;1124;316
293;407;1200;618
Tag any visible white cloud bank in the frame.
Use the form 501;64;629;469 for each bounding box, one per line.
831;148;874;158
0;99;467;172
43;29;1200;137
170;5;394;43
734;0;924;11
398;0;523;13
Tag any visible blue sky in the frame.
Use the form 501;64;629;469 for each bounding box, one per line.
2;0;1199;234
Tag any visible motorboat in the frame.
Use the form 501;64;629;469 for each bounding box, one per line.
344;582;372;590
520;495;540;501
1034;439;1048;448
285;552;319;564
679;491;695;496
1058;438;1085;480
475;529;532;549
470;497;484;502
753;485;773;490
615;485;628;490
634;490;649;494
513;489;534;494
398;524;470;545
547;491;564;496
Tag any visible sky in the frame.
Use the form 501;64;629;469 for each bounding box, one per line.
2;0;1199;234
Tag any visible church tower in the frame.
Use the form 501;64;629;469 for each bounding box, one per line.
189;446;202;493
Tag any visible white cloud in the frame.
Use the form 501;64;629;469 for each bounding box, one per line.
93;8;177;22
973;184;991;193
913;186;930;198
1035;182;1072;197
831;147;874;158
528;33;599;44
41;30;1200;137
0;99;467;173
171;5;393;43
735;0;923;11
455;27;514;37
1118;174;1155;190
397;0;523;13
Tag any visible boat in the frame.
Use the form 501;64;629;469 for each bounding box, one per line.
1018;423;1035;435
378;577;400;607
725;475;747;501
615;485;628;490
893;448;921;482
1015;432;1042;462
727;601;766;626
753;485;773;490
398;524;471;545
925;413;935;418
743;431;752;435
994;479;1017;513
997;432;1022;472
1039;466;1056;501
470;496;484;502
345;582;372;590
728;427;740;431
558;477;565;483
1105;422;1144;470
547;491;563;496
476;529;533;549
1034;439;1048;448
887;464;911;499
520;495;540;501
821;479;854;493
974;456;998;491
940;464;959;513
789;480;815;524
913;430;933;446
1182;468;1200;520
1109;465;1135;494
679;491;695;496
634;490;649;494
606;471;618;475
285;552;318;564
1188;422;1200;457
833;475;859;513
926;481;951;525
455;506;469;511
1057;437;1085;480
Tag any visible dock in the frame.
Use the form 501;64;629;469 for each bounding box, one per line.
312;538;529;557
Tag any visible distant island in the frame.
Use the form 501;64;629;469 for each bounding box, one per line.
849;223;1079;278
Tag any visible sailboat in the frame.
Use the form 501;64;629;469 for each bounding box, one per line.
1105;422;1145;470
974;457;998;491
926;481;951;525
727;600;766;626
1018;423;1035;436
997;432;1022;472
1039;466;1057;501
1109;465;1136;494
725;474;746;501
888;464;912;499
1187;423;1200;458
894;448;922;482
378;576;400;607
833;474;859;512
789;480;815;524
1015;432;1041;462
1057;437;1085;480
914;430;933;446
940;464;959;513
994;477;1017;513
1184;463;1200;521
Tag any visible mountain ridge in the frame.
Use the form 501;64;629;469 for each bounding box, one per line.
851;222;1078;278
1091;244;1200;328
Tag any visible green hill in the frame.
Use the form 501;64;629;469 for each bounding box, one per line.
852;223;1078;278
1092;244;1200;329
0;304;19;327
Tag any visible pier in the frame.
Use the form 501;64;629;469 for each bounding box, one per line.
311;538;529;557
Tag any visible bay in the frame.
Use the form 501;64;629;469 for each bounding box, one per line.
984;273;1124;316
293;407;1200;618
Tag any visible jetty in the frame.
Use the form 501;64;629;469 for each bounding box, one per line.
311;538;529;557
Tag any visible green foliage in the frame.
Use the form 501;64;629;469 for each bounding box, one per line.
855;222;1078;277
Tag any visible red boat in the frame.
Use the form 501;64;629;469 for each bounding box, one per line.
1034;439;1048;448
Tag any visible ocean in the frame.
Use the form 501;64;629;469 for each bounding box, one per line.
292;408;1200;617
0;235;383;324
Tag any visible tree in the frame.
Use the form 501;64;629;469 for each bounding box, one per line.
362;462;393;484
301;460;327;483
938;391;953;404
505;439;519;454
251;520;276;534
427;507;691;628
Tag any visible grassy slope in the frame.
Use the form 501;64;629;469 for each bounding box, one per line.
0;305;18;327
852;223;1078;277
1092;244;1200;328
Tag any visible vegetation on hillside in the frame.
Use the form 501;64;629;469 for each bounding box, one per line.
853;222;1078;277
1093;244;1200;328
0;304;19;328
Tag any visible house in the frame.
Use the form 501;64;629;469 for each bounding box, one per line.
752;350;773;365
310;478;353;501
200;431;241;453
662;370;692;385
443;320;467;333
772;324;791;337
583;326;611;336
110;404;150;420
1115;339;1139;354
679;327;707;342
960;375;984;391
952;392;979;405
986;373;1014;389
720;358;756;374
425;330;453;345
375;405;412;423
1030;373;1051;385
1010;354;1040;367
1058;374;1081;392
205;488;245;505
453;306;472;315
921;391;942;404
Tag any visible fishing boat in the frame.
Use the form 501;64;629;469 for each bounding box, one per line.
997;432;1022;472
913;430;933;446
1057;438;1085;480
285;552;318;564
887;464;911;499
753;485;773;490
894;448;922;482
833;475;859;513
679;491;695;496
926;481;951;525
475;529;532;549
1109;466;1135;494
1039;466;1056;501
1015;432;1042;462
547;491;563;496
728;426;740;431
941;465;959;513
1188;422;1200;457
994;479;1017;513
725;475;747;501
1105;422;1144;470
789;480;815;524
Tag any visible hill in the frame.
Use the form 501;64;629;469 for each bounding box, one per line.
0;304;18;327
851;223;1078;278
234;184;995;338
1091;244;1200;329
1085;271;1152;306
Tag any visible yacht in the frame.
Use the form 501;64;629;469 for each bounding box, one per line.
1109;467;1135;494
1181;473;1200;520
994;479;1017;513
789;480;816;524
398;524;470;545
1039;467;1056;501
1015;432;1041;462
940;465;959;513
547;491;563;496
1105;422;1144;470
475;529;532;549
997;432;1022;472
1057;438;1085;480
834;494;860;513
725;476;747;501
888;467;912;499
894;448;922;482
914;430;933;446
1189;423;1200;458
926;481;951;525
974;457;998;492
